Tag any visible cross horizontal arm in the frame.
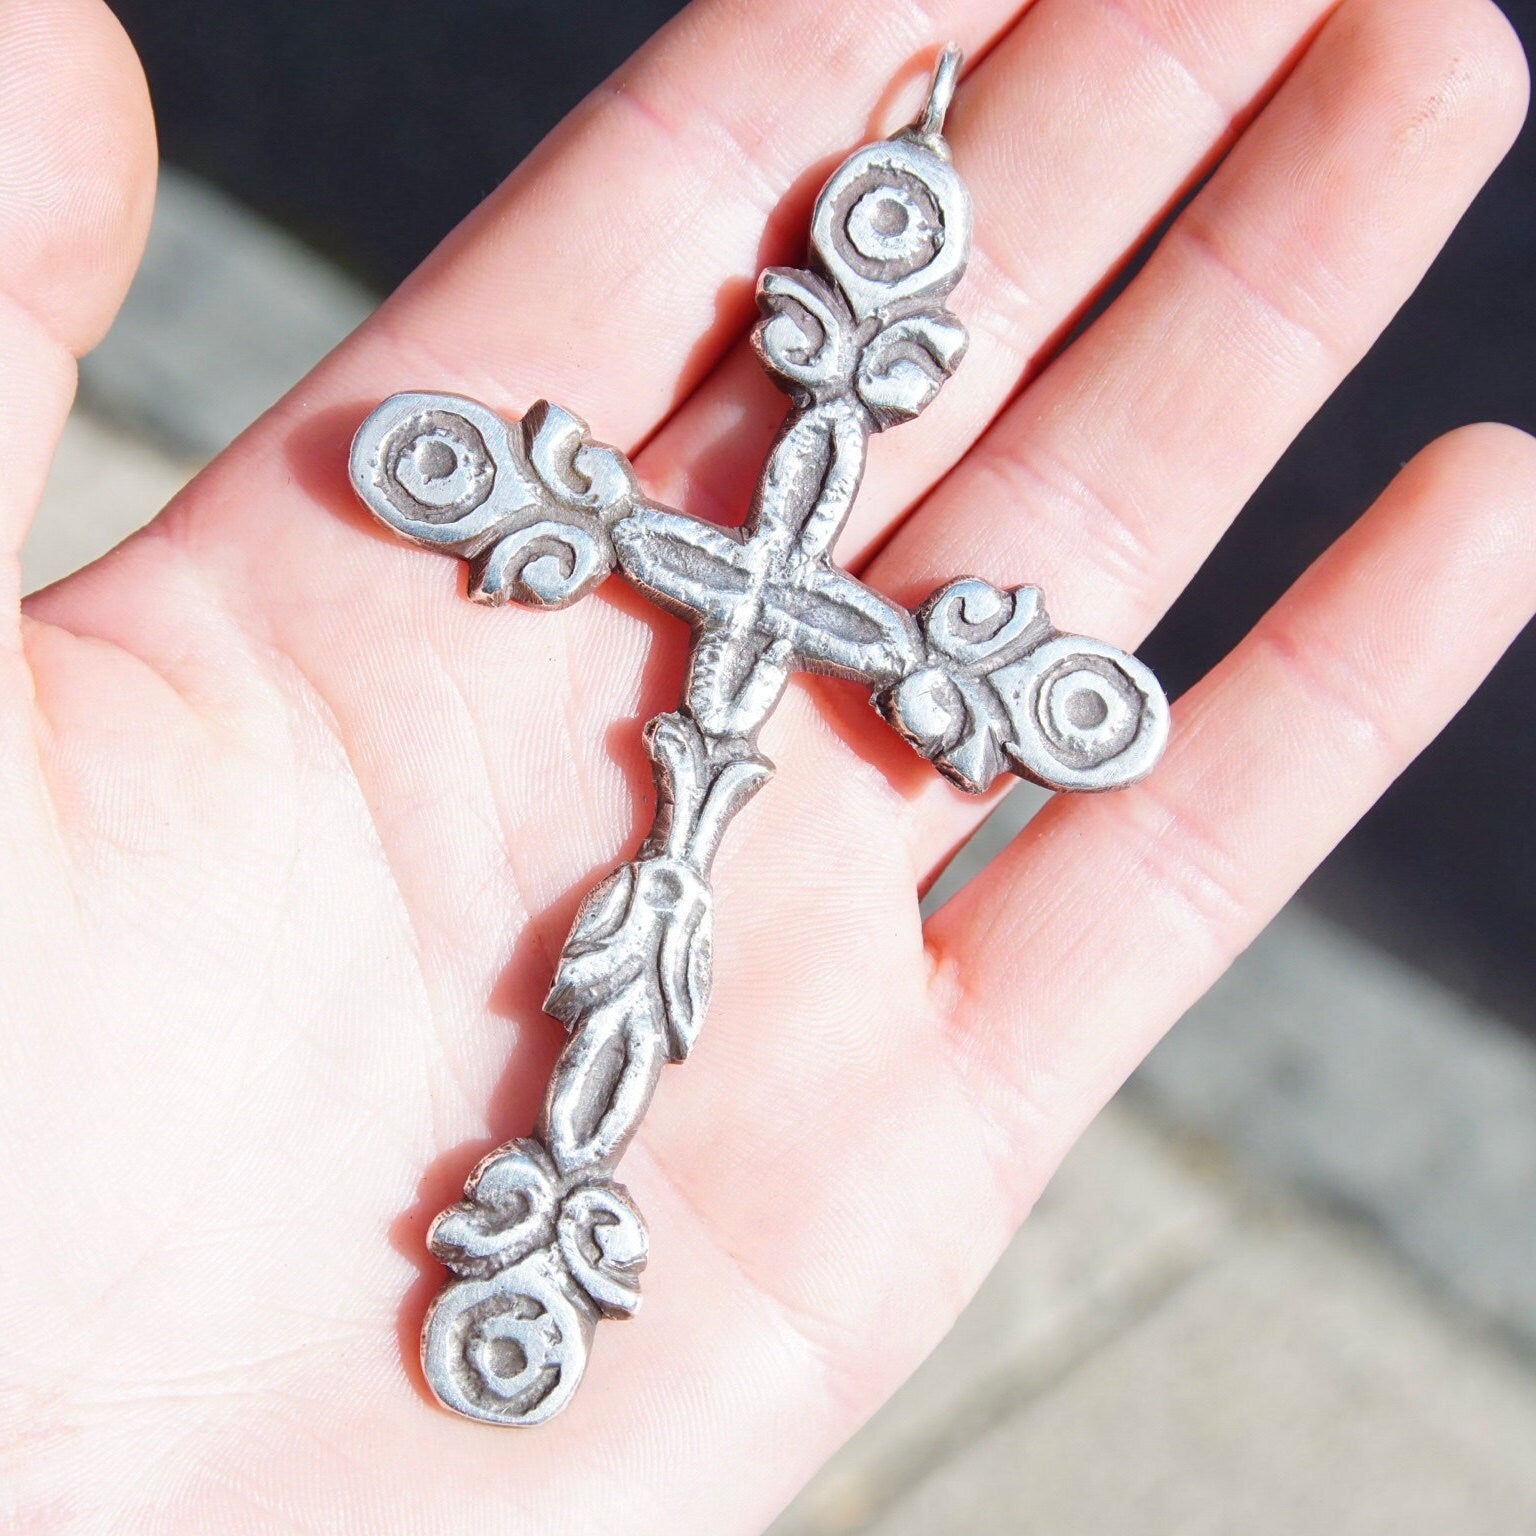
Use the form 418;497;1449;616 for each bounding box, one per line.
351;390;1169;794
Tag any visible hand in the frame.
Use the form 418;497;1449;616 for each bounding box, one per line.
3;0;1531;1529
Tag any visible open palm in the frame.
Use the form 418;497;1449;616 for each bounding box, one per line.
4;0;1533;1529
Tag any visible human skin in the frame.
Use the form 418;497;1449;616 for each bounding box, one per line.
1;0;1532;1530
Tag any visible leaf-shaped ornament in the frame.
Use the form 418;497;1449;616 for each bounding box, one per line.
425;1140;559;1278
611;508;750;626
640;860;712;1061
855;310;968;428
752;267;857;401
544;867;645;1026
756;565;921;684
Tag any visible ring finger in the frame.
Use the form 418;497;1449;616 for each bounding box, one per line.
863;0;1529;867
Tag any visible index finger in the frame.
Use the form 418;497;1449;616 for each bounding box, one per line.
325;0;1033;447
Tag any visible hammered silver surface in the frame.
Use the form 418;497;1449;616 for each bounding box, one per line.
349;47;1169;1425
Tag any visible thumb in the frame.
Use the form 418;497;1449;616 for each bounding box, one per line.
0;0;157;646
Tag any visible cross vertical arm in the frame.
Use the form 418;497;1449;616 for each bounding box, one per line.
349;47;1168;1426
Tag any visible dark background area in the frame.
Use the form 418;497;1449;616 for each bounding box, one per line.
108;0;1536;1028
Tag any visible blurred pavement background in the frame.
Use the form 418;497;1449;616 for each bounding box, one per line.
22;3;1536;1528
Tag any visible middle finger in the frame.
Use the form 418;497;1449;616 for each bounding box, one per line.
638;0;1336;556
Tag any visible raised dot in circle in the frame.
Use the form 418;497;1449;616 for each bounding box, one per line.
415;437;459;481
1065;688;1109;730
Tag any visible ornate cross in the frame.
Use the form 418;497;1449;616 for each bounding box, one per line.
350;49;1167;1426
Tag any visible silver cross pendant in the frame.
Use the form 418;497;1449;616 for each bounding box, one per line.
350;47;1168;1426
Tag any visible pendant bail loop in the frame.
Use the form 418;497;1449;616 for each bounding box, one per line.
916;44;963;141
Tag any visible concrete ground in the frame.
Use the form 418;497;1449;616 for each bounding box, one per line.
23;170;1536;1534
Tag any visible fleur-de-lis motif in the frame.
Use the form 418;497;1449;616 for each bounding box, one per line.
420;1139;647;1425
877;579;1169;793
754;123;972;428
350;47;1169;1426
351;393;639;608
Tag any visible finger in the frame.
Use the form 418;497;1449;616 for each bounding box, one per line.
0;0;156;629
0;0;154;1060
21;0;1026;987
68;0;1039;684
141;0;1341;642
868;0;1530;861
638;0;1335;549
326;0;1033;445
924;423;1536;1200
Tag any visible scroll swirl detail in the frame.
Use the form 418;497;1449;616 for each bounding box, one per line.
752;129;971;430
